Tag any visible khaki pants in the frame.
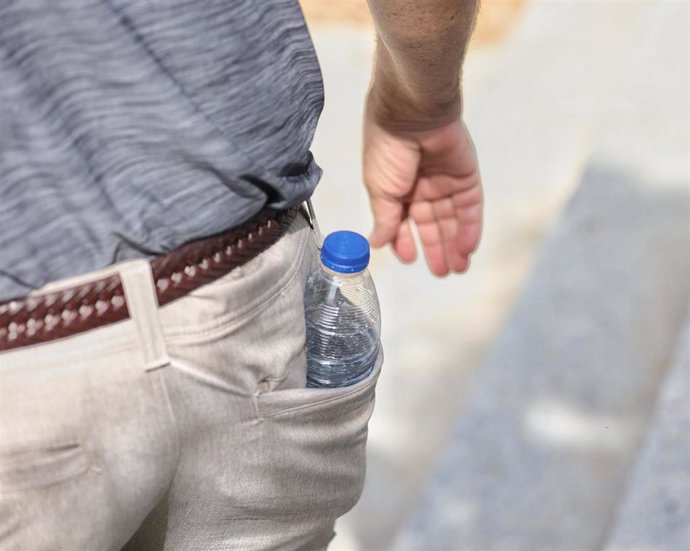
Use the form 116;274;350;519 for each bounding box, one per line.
0;215;381;550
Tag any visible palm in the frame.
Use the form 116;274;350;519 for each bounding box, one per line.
363;118;483;276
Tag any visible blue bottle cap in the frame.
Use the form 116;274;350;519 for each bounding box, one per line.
320;231;370;273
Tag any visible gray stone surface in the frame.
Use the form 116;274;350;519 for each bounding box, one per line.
604;314;690;551
393;1;689;548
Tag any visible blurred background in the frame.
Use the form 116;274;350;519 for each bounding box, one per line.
300;1;689;550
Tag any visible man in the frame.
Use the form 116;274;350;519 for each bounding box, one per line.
0;0;482;549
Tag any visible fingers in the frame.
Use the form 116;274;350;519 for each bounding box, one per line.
392;217;417;263
368;192;404;248
456;209;482;257
434;198;469;273
367;188;417;263
411;201;449;276
370;189;480;276
410;193;480;276
452;184;483;257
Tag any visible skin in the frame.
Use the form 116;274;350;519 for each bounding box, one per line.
364;0;483;276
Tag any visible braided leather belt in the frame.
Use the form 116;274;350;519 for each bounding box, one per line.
0;206;301;352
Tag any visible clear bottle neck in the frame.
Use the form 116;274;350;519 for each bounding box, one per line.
320;263;367;279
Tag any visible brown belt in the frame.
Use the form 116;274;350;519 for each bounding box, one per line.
0;206;301;352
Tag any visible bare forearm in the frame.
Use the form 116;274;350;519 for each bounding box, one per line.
367;0;479;127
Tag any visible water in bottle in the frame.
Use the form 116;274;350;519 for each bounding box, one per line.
304;231;381;388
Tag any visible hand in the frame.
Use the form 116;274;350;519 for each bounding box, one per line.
363;98;483;276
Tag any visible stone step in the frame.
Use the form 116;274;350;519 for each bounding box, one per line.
603;314;690;551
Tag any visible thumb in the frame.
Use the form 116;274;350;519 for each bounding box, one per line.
368;192;403;248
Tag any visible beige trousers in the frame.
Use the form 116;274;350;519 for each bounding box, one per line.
0;215;381;550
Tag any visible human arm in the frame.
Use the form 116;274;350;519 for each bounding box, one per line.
364;0;482;275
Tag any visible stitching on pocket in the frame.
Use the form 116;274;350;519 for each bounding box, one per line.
256;353;382;419
0;443;90;493
259;382;375;419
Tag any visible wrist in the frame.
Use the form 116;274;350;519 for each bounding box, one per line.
367;78;461;133
368;47;462;132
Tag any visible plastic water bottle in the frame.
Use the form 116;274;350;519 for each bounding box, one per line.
304;231;381;388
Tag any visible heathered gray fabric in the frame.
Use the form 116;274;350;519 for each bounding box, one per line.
0;0;324;302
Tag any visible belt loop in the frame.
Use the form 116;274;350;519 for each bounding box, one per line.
119;261;169;371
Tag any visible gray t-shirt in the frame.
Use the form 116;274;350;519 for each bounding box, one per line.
0;0;324;302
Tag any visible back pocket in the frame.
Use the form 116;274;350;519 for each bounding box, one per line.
250;351;383;524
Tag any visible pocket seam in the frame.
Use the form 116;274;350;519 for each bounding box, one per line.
258;385;371;419
0;442;90;494
255;354;382;419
